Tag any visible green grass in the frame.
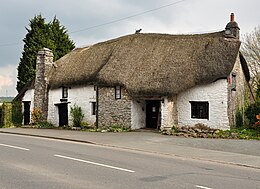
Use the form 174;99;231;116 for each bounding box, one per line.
216;128;260;140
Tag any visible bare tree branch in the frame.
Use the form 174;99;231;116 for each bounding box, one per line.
241;26;260;92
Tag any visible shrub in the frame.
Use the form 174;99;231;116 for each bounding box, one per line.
0;105;2;128
236;110;244;128
12;101;23;127
245;102;260;127
37;121;54;129
70;104;84;127
31;108;43;125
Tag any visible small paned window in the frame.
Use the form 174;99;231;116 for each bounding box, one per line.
62;87;68;98
91;102;96;115
231;73;236;91
115;86;121;100
190;101;209;119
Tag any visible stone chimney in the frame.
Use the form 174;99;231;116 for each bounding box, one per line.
225;13;240;39
34;48;53;121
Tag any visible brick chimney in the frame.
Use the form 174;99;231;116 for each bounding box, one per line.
230;13;234;22
225;13;240;39
34;48;53;121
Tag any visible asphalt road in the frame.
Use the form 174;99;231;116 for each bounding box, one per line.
0;133;259;189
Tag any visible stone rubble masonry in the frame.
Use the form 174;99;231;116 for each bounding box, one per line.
98;87;132;129
227;54;250;128
34;48;53;121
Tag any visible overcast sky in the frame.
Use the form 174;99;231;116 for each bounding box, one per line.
0;0;259;97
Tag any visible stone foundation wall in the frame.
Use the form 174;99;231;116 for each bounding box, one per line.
98;87;132;128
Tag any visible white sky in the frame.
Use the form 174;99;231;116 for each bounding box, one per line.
0;0;259;97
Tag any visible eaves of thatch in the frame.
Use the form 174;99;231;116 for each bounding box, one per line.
49;31;241;96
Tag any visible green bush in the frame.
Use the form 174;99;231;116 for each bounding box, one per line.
70;104;84;127
236;110;244;128
12;101;23;127
0;105;2;128
37;121;54;129
245;102;260;127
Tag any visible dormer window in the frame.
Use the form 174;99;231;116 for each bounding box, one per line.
115;86;121;100
62;87;68;98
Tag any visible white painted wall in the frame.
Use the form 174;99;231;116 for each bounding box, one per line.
48;85;96;126
177;79;229;130
161;97;175;129
22;89;35;123
131;99;146;129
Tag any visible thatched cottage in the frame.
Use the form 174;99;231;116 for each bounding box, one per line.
16;13;253;130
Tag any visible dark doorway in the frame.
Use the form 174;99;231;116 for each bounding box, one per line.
23;101;31;125
146;100;161;129
58;103;68;126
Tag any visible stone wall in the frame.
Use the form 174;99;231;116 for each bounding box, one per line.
34;48;53;120
227;55;250;127
98;87;132;128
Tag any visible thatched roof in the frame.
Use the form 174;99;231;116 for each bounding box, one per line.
49;31;241;96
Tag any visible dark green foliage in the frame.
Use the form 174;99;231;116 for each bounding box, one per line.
17;15;75;92
236;110;244;128
70;104;84;127
37;121;54;129
0;105;2;128
2;103;12;128
12;101;23;127
245;102;260;126
245;80;260;127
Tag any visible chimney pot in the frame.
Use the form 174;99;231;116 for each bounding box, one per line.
230;13;234;22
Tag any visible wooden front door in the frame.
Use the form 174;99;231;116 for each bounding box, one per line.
58;103;68;126
23;101;31;125
146;100;161;129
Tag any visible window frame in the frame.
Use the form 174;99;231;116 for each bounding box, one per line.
90;102;96;115
190;101;209;119
115;86;121;100
62;87;68;99
231;73;236;91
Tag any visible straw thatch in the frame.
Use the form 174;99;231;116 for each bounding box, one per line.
49;31;241;96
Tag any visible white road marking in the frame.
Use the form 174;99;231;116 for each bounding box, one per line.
195;185;213;189
54;154;135;173
0;143;30;151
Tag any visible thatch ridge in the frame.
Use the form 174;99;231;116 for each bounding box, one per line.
49;31;241;96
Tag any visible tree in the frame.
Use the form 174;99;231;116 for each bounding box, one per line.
16;15;75;92
241;26;260;92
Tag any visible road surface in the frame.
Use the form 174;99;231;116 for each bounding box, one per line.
0;133;259;189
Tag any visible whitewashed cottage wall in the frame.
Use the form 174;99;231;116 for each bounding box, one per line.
177;79;229;130
47;85;96;126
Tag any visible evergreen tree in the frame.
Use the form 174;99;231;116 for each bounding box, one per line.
16;15;75;92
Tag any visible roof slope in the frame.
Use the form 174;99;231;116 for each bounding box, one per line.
49;31;241;96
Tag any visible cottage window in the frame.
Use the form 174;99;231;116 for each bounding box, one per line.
231;73;236;91
115;86;121;99
91;102;96;115
62;87;68;98
190;101;209;119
